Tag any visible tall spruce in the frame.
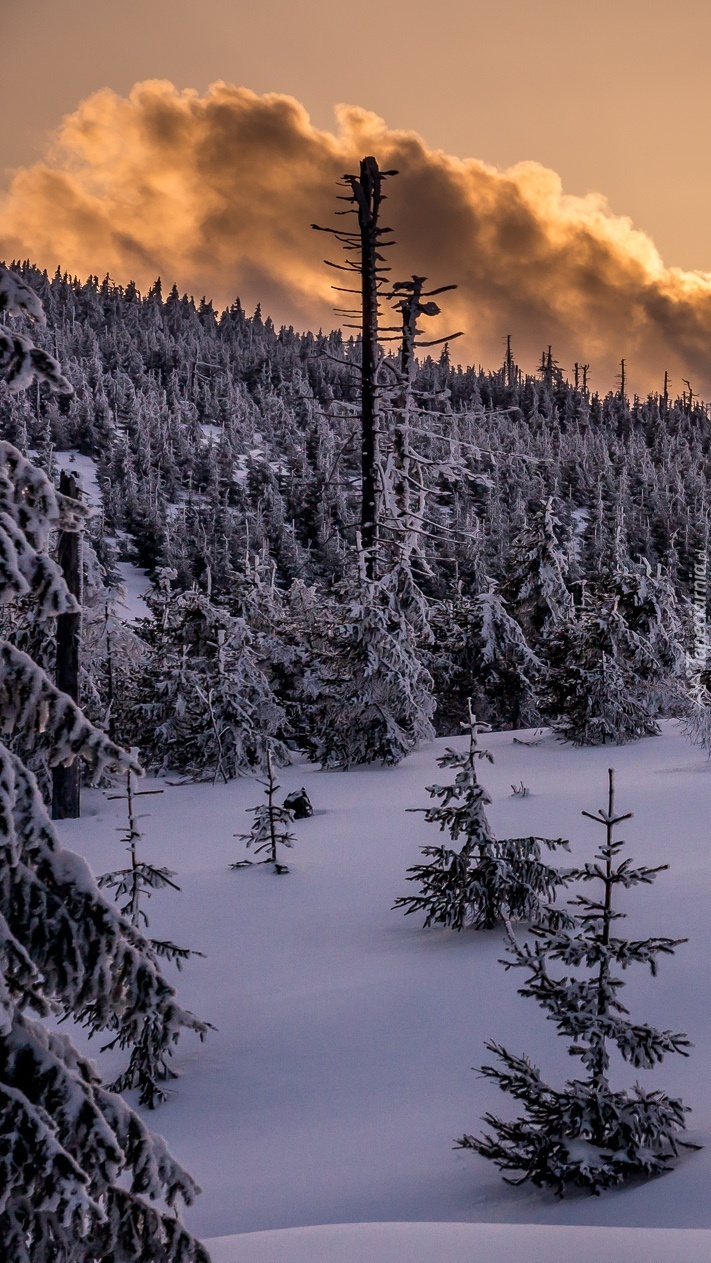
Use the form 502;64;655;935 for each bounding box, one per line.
503;497;572;641
303;563;435;768
458;769;695;1194
539;594;660;745
312;156;398;579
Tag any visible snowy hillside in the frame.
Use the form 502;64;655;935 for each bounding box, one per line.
55;722;711;1243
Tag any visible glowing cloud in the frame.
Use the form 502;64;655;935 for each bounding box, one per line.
3;80;711;395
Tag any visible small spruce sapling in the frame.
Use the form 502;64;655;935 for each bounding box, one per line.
232;749;296;874
393;702;570;931
99;767;203;1107
458;769;696;1194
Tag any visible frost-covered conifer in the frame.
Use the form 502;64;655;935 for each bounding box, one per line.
458;769;695;1194
393;704;570;930
679;668;711;753
303;562;435;768
503;498;572;639
472;587;542;729
0;273;208;1262
131;578;287;780
99;768;202;1107
591;521;687;713
0;531;143;789
231;749;295;874
0;266;73;395
539;596;659;745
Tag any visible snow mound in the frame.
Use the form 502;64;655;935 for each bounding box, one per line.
204;1220;711;1263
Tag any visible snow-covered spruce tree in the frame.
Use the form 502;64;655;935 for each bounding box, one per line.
77;534;146;744
0;266;73;396
469;586;542;730
458;769;694;1194
613;556;686;689
99;768;202;1107
393;703;570;930
0;267;208;1262
595;533;687;715
0;526;142;793
302;561;435;769
129;577;287;780
679;668;711;754
231;748;295;874
538;595;660;746
502;497;572;641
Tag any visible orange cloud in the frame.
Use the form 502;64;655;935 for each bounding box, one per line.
2;79;711;395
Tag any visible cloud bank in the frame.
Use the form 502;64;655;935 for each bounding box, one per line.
2;79;711;395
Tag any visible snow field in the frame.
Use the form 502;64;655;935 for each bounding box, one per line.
204;1221;711;1263
56;722;711;1242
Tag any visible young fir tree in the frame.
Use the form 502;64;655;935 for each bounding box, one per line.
303;562;435;769
0;266;208;1262
393;703;571;931
231;748;295;874
99;768;203;1107
458;769;695;1195
539;594;660;746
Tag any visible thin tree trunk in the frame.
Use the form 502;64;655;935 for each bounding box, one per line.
358;158;381;579
52;470;81;819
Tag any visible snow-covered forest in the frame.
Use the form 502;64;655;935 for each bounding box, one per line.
1;248;711;1263
1;260;708;754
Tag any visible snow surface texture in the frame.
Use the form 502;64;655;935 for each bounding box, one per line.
114;560;152;623
204;1222;711;1263
52;451;102;515
55;723;710;1241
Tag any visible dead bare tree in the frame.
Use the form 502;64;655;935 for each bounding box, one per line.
313;159;464;578
313;156;398;578
379;275;462;567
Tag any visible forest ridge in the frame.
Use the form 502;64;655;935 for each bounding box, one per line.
0;260;705;753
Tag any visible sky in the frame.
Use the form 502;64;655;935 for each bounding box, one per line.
3;0;711;395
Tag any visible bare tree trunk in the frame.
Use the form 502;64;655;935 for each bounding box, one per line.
52;470;81;819
313;156;401;579
356;158;383;579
